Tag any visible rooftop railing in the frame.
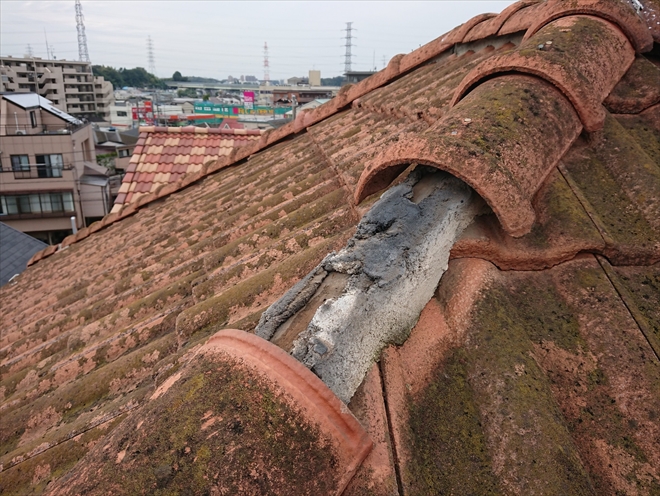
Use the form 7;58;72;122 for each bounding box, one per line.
1;122;88;136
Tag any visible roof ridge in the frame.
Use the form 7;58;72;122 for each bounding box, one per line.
138;126;263;136
32;0;644;267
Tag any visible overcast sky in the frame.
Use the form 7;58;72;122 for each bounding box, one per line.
1;1;515;80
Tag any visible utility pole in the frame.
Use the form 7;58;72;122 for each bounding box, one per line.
75;0;90;62
343;22;355;74
263;42;270;84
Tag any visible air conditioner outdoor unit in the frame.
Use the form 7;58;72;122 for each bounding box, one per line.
15;130;26;135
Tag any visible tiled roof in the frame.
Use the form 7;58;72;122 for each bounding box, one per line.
112;126;263;208
2;1;660;493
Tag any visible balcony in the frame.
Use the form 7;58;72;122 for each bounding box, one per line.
1;122;89;136
3;164;71;180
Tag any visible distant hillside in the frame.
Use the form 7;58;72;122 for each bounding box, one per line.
187;76;221;83
163;73;221;84
93;66;166;89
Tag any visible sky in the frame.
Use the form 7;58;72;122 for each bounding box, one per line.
1;1;515;81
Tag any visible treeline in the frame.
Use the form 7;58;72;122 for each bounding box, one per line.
92;66;167;89
321;76;345;86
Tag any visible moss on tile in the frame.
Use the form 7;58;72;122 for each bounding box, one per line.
608;264;660;358
53;353;339;495
615;112;660;169
562;139;658;248
177;234;345;344
407;348;503;495
523;170;603;250
464;280;597;495
0;414;127;496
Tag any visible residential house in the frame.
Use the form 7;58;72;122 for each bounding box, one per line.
0;55;114;120
94;126;139;173
2;1;660;494
112;126;263;209
0;93;112;243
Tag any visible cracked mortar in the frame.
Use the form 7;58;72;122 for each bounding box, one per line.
256;167;483;403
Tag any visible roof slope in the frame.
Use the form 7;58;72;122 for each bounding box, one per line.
2;94;82;126
112;126;263;208
1;1;659;494
0;223;48;286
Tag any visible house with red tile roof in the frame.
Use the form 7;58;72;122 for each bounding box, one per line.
112;126;263;209
2;0;660;494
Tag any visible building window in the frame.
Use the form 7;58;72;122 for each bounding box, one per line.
0;192;74;216
11;155;30;171
116;111;127;117
30;110;37;128
35;154;63;178
118;149;130;158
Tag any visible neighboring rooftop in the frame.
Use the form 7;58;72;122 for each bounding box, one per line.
0;223;48;286
1;94;83;126
1;0;660;494
111;126;263;209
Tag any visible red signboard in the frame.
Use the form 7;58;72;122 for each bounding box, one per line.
132;101;154;124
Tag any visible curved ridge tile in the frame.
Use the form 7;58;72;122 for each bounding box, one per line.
498;1;547;35
464;1;542;43
452;15;635;132
460;13;501;43
202;330;373;495
44;329;372;496
522;0;654;53
356;75;582;237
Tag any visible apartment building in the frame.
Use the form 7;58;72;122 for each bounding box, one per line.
0;56;114;120
0;93;113;244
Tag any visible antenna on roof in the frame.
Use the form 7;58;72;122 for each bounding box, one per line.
147;35;156;75
343;22;355;74
263;42;270;84
75;0;90;62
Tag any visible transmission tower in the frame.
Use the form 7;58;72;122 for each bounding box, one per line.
75;0;90;62
263;42;270;83
26;44;33;57
343;22;355;74
147;36;156;75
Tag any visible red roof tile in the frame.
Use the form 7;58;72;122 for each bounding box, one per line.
6;1;660;493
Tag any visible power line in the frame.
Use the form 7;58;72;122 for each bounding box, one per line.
147;35;156;75
75;0;90;63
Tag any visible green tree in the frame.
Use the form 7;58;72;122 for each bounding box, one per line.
92;65;166;89
172;71;188;82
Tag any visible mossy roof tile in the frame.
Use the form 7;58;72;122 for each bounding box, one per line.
3;0;660;492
